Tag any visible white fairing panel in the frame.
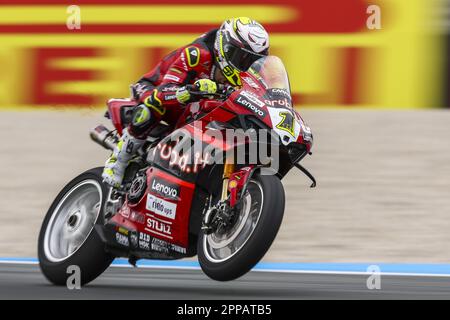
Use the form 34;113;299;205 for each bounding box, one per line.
267;107;301;145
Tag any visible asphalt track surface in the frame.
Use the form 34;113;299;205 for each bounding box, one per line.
0;262;450;299
2;109;450;300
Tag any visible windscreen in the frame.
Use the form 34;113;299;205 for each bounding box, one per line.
248;55;291;95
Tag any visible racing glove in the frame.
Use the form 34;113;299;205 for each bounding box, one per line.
175;86;191;104
194;79;217;94
176;79;218;104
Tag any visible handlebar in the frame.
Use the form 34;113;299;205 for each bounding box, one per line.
185;83;234;100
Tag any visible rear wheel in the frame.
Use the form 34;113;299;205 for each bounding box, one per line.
38;167;114;286
198;174;285;281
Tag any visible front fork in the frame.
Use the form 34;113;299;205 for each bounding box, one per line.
222;158;256;207
221;158;235;201
202;160;255;234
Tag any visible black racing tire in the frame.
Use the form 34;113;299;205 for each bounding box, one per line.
198;174;285;281
38;167;114;286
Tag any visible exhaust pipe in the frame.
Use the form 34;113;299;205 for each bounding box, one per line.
90;125;118;151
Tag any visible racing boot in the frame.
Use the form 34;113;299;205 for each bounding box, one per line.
102;128;145;188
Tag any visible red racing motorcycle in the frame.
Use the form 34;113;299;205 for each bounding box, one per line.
38;55;315;285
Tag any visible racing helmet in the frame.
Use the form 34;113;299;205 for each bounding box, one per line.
214;17;269;86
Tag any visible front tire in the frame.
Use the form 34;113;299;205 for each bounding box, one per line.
38;167;114;286
198;174;285;281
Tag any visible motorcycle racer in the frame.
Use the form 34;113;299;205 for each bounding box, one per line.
102;17;270;187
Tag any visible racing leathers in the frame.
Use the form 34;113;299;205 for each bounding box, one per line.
103;29;222;187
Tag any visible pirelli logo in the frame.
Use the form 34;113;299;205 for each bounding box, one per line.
0;0;440;110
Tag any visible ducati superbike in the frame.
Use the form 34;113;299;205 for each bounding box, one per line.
38;55;315;285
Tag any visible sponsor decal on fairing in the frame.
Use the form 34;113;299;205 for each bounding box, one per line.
155;142;212;174
146;193;177;220
129;211;146;224
115;233;129;247
120;206;131;219
265;98;292;109
151;237;187;254
139;232;151;250
150;178;179;200
130;232;138;248
240;91;265;108
145;216;172;239
267;88;291;98
234;91;267;118
151;237;170;253
241;76;260;89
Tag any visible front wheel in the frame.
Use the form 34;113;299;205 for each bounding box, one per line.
198;174;285;281
38;167;114;286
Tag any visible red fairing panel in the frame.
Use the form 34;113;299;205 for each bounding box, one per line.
224;73;273;128
107;98;136;135
113;167;195;249
227;166;255;208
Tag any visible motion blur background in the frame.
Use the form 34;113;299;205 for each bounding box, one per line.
0;0;449;262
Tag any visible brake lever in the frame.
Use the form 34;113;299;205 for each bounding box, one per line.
221;84;235;98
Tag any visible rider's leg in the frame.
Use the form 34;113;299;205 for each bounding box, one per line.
102;104;156;187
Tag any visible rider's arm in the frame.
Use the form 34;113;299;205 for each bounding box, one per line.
132;45;214;110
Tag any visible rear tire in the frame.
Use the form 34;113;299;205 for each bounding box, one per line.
198;174;285;281
38;167;114;286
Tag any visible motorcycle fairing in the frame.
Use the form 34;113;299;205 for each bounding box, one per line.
106;166;195;255
104;55;314;259
228;65;312;150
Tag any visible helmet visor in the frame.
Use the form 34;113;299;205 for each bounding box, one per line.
223;44;265;72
